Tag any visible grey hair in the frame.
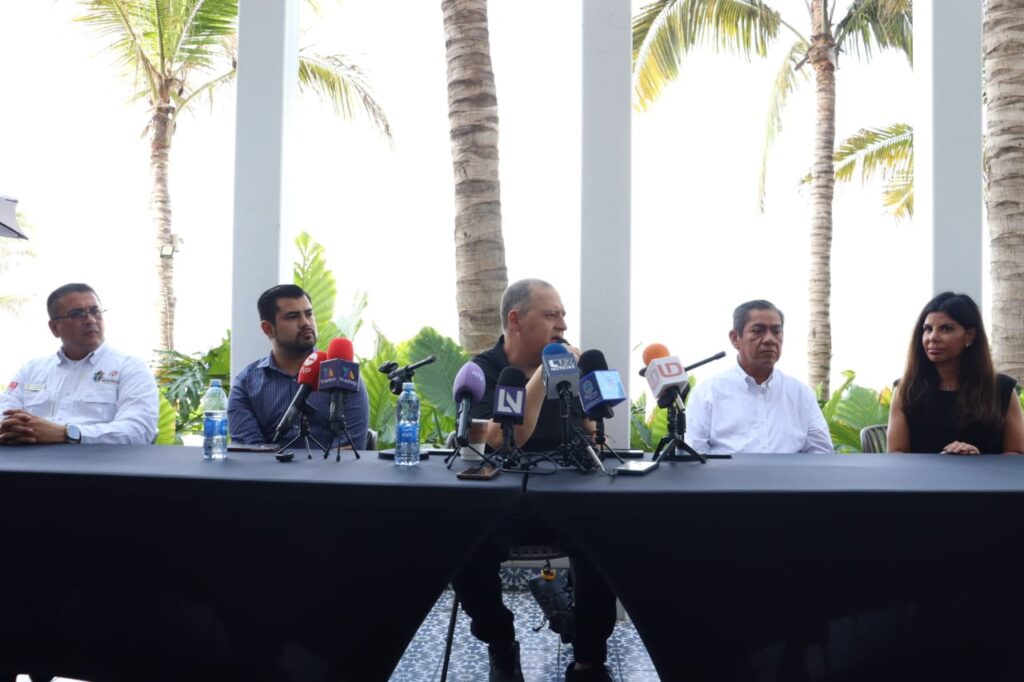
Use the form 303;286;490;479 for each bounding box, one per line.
500;279;553;330
732;299;784;335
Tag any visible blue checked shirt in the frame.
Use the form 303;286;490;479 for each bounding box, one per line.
228;353;370;449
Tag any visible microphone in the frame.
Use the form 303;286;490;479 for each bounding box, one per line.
452;361;487;446
493;366;527;426
272;350;326;442
642;343;689;411
493;366;527;451
577;350;627;421
320;338;361;438
541;343;580;400
638;342;670;377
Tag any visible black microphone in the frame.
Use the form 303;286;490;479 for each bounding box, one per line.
272;351;325;443
492;366;527;450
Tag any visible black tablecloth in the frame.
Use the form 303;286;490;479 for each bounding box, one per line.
5;447;1024;681
527;453;1024;680
0;445;523;682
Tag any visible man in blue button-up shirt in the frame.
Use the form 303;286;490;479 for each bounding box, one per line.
228;284;369;450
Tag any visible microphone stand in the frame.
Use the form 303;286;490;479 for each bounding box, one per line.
445;441;500;469
325;393;361;463
589;416;626;465
277;404;329;460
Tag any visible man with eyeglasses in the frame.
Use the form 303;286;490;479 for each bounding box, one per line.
0;283;158;445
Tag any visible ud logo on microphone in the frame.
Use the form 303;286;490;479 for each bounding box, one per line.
494;386;525;417
654;360;684;378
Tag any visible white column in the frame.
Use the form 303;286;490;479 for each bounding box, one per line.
580;0;632;447
230;0;300;381
916;1;983;300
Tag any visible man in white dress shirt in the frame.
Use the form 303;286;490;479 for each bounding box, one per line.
686;299;833;455
0;283;158;445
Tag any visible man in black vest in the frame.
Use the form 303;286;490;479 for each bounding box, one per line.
453;279;616;682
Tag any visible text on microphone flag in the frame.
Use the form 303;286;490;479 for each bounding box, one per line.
494;386;525;417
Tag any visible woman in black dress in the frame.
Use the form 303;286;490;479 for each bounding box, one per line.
887;292;1024;454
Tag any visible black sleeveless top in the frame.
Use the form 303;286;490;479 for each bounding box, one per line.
903;373;1017;454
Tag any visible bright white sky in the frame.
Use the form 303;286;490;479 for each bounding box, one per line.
0;0;924;400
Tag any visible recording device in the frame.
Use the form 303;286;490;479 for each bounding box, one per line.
272;350;325;443
456;465;501;480
528;567;575;644
541;343;579;400
577;350;627;420
615;459;659;475
452;361;487;446
378;354;437;395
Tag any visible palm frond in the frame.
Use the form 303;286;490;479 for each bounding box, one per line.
757;39;809;211
76;0;160;94
632;0;785;110
297;53;393;143
833;122;912;183
832;122;914;219
882;170;913;220
170;0;238;73
834;0;912;66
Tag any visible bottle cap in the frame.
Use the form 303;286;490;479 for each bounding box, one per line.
403;382;414;391
211;379;222;388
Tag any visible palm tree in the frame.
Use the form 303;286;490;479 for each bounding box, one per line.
829;122;913;220
633;0;911;397
76;0;392;352
442;0;508;354
984;0;1024;381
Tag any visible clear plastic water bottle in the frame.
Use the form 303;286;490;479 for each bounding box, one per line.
201;379;228;460
394;382;420;466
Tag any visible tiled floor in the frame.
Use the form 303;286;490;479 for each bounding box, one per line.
390;581;658;681
27;571;659;682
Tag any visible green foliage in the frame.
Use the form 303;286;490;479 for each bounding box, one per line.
293;232;342;347
362;327;401;448
629;375;694;451
155;332;231;433
335;289;368;341
821;370;892;453
155;394;180;445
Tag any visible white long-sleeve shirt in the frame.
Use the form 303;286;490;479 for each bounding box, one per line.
685;360;834;455
0;344;158;445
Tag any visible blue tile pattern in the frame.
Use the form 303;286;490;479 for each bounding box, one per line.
391;569;657;681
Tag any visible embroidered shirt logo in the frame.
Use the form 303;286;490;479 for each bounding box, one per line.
93;371;105;382
5;381;17;393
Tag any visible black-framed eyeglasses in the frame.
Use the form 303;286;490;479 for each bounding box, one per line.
52;307;106;322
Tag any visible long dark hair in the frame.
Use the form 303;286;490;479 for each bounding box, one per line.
898;292;1001;429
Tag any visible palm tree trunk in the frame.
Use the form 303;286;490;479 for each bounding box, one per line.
442;0;508;354
150;103;175;352
806;0;836;399
985;0;1024;381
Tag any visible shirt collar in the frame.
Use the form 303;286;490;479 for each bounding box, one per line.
261;352;296;377
56;343;106;366
733;357;776;390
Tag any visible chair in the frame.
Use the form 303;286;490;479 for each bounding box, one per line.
364;428;378;451
440;546;567;682
860;424;888;453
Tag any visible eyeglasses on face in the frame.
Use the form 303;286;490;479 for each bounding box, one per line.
52;307;106;322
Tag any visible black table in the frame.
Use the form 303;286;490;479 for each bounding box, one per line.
527;452;1024;681
0;445;523;682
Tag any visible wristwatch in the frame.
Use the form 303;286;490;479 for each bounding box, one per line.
65;424;82;444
